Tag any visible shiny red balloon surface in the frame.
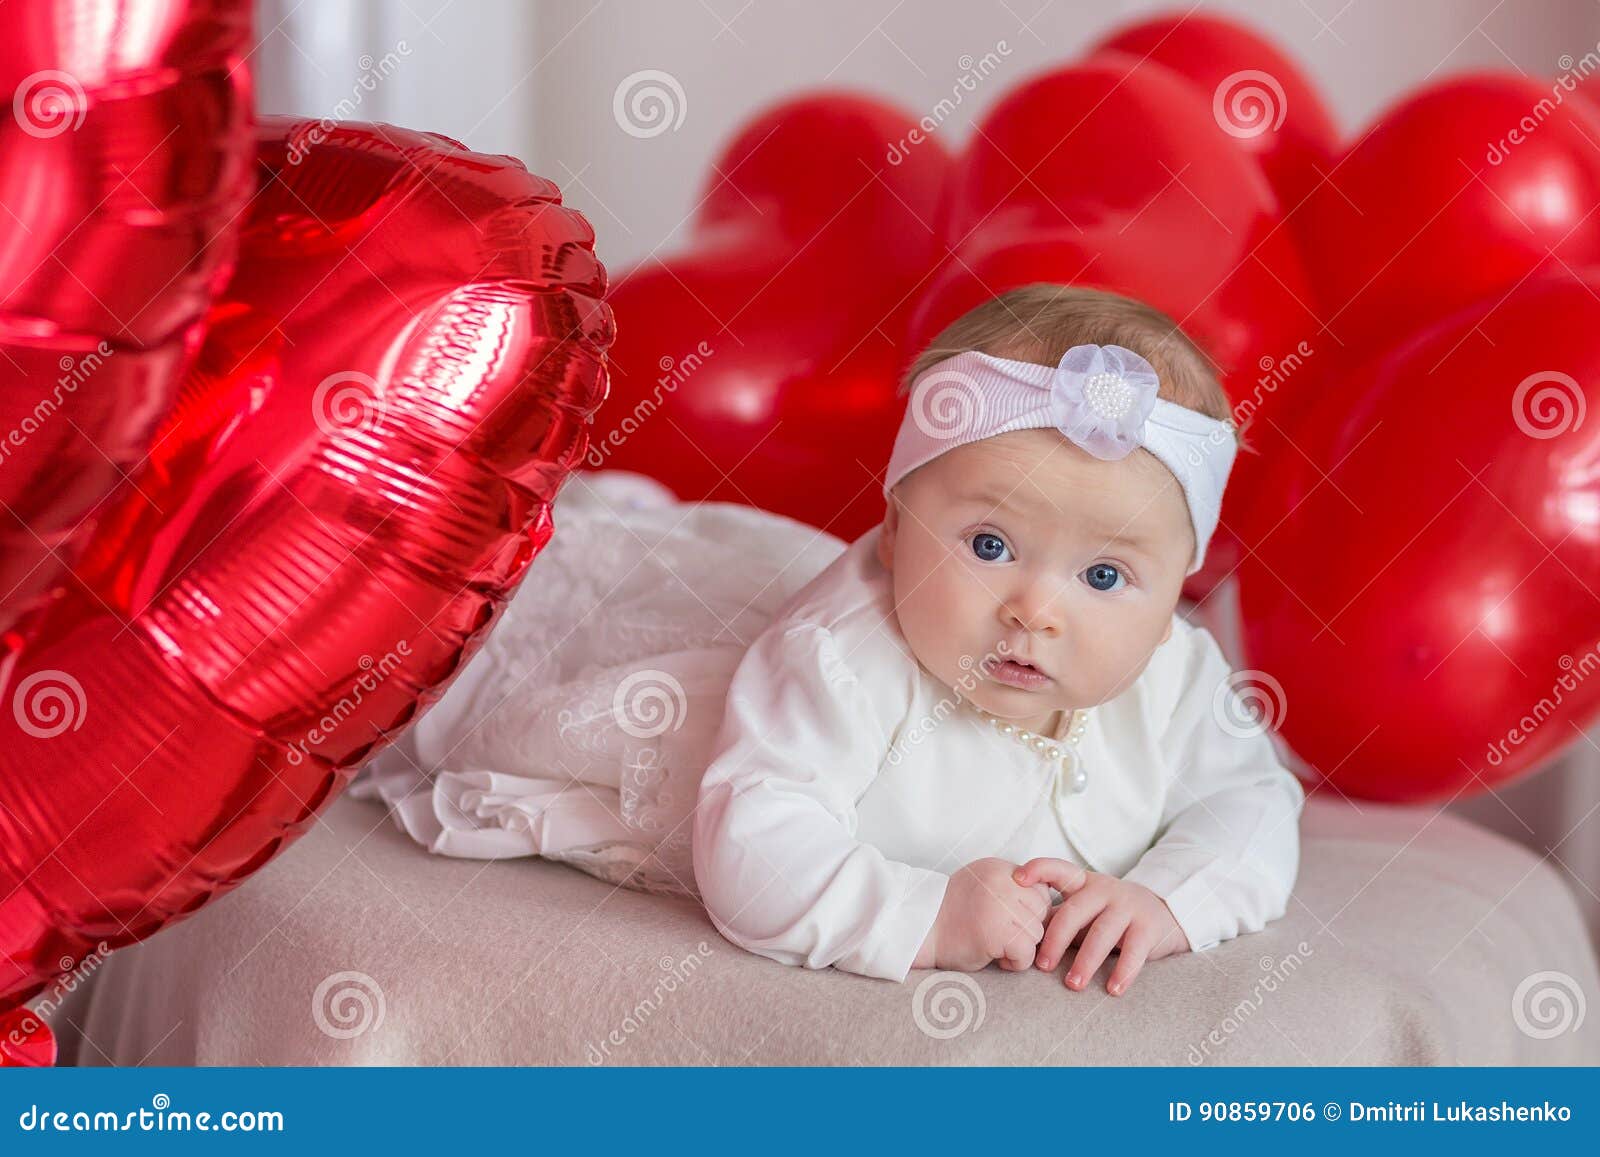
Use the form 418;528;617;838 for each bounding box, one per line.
0;117;612;1009
0;0;256;633
1089;11;1340;215
597;93;953;540
1236;275;1600;801
1297;74;1600;356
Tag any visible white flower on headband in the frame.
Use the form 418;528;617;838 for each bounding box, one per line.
1046;343;1160;460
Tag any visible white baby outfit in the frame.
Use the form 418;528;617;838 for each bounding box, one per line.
354;470;1306;982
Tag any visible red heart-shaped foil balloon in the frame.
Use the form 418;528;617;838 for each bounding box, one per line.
0;0;256;634
1088;11;1340;218
1236;273;1600;801
0;116;612;1009
595;93;953;541
1297;73;1600;357
0;1004;54;1066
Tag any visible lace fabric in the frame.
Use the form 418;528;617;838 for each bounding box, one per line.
351;469;848;898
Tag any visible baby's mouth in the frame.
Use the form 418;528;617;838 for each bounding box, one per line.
982;652;1052;683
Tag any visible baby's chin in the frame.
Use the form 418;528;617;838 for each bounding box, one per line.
952;673;1077;718
971;684;1072;716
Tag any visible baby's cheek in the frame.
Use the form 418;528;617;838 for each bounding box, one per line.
912;562;979;624
1082;641;1148;703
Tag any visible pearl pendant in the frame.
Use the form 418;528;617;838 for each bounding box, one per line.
1060;752;1088;795
978;706;1090;794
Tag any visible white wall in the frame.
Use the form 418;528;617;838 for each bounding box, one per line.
257;0;1600;270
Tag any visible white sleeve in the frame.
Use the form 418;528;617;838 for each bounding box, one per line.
692;620;948;981
1119;626;1307;952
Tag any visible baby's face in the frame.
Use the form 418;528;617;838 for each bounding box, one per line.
877;428;1194;732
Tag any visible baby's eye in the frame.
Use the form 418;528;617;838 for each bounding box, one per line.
1083;563;1126;593
969;531;1013;563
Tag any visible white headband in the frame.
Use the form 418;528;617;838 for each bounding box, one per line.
883;344;1237;576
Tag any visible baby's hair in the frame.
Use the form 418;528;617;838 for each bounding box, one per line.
898;284;1244;450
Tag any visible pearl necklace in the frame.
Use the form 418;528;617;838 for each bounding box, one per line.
978;706;1090;794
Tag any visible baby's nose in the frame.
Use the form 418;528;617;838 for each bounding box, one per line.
1003;596;1062;636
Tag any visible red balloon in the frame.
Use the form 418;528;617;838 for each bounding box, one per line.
1090;11;1340;216
596;93;953;540
694;91;948;258
0;117;612;1010
0;0;255;633
0;1005;53;1066
912;56;1318;597
1298;73;1600;356
1221;331;1336;554
1235;274;1600;801
927;55;1315;386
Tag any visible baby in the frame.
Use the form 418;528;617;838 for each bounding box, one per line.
691;284;1306;996
353;282;1306;999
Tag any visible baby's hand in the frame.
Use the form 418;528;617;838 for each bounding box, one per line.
915;857;1060;973
1012;858;1191;996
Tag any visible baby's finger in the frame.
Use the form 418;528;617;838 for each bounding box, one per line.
1002;923;1043;970
1106;927;1157;996
1014;884;1052;923
1036;894;1105;971
1065;910;1130;990
1013;857;1087;894
1026;881;1054;917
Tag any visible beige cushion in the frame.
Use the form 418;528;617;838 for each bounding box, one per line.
49;791;1600;1065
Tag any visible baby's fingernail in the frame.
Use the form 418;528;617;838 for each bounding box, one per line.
1037;956;1051;969
1066;973;1081;987
1109;981;1123;995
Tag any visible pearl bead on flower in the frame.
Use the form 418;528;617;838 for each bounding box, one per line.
978;706;1090;795
1082;370;1136;420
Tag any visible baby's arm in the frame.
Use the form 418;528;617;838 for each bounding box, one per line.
692;621;951;981
1119;626;1307;953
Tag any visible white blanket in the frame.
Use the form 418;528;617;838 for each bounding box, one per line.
47;789;1600;1065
